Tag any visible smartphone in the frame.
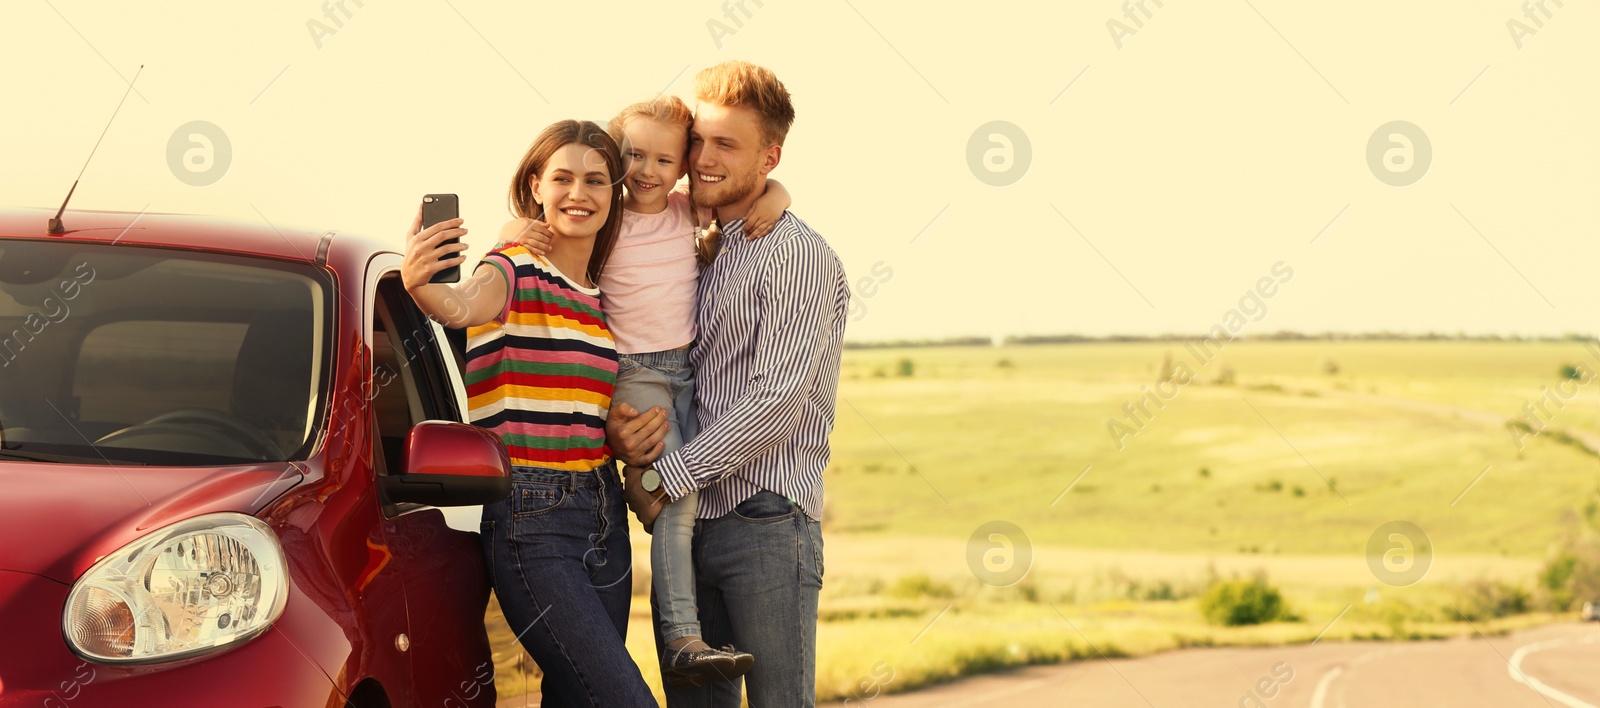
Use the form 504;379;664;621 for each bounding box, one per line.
422;193;461;283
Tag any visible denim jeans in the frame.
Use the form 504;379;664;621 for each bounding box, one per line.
615;350;702;643
652;491;825;707
479;461;654;706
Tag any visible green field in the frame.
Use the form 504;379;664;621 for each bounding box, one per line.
487;339;1600;703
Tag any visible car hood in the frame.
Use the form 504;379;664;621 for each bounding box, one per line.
0;461;305;583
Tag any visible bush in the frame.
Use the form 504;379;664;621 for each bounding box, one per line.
888;573;955;599
1456;579;1531;620
1536;536;1600;612
1014;575;1042;603
1088;567;1202;603
1141;580;1180;601
896;358;915;377
1540;553;1579;611
1199;578;1286;626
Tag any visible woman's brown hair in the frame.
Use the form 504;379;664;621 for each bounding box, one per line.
506;119;626;284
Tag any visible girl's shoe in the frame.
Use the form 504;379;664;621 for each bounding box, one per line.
723;644;755;677
661;643;754;687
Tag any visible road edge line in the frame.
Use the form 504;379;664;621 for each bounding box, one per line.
1508;638;1596;708
1309;666;1343;708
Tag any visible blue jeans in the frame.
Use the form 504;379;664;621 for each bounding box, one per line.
653;491;824;707
615;350;702;643
479;461;653;706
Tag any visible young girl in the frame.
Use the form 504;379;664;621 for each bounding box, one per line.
509;96;790;687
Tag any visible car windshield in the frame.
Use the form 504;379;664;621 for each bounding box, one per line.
0;239;329;465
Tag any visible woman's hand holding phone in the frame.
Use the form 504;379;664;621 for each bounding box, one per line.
399;205;509;330
401;207;470;291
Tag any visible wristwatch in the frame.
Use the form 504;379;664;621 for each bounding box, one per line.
639;467;661;494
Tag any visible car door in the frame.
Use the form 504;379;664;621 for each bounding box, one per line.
366;262;497;707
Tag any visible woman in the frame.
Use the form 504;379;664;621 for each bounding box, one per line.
400;119;658;705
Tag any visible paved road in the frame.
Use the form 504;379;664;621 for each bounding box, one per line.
842;622;1600;708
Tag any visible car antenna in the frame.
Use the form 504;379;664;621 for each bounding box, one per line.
47;64;144;236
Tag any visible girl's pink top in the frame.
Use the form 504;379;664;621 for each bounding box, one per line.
599;188;699;354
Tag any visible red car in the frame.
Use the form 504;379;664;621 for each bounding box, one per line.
0;208;511;707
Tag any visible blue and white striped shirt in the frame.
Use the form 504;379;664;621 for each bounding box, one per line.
654;211;849;520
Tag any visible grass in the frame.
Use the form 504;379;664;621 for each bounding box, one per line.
483;339;1600;703
828;341;1600;556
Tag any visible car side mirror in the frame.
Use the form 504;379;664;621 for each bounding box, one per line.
377;421;511;506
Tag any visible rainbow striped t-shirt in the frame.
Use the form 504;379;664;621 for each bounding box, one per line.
465;245;618;471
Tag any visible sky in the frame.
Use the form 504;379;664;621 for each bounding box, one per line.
3;0;1595;342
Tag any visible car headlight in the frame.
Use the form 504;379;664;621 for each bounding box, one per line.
62;513;289;663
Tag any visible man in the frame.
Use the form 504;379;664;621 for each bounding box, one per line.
609;60;849;706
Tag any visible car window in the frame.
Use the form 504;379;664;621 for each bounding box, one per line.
370;273;457;477
0;239;330;465
75;321;248;427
